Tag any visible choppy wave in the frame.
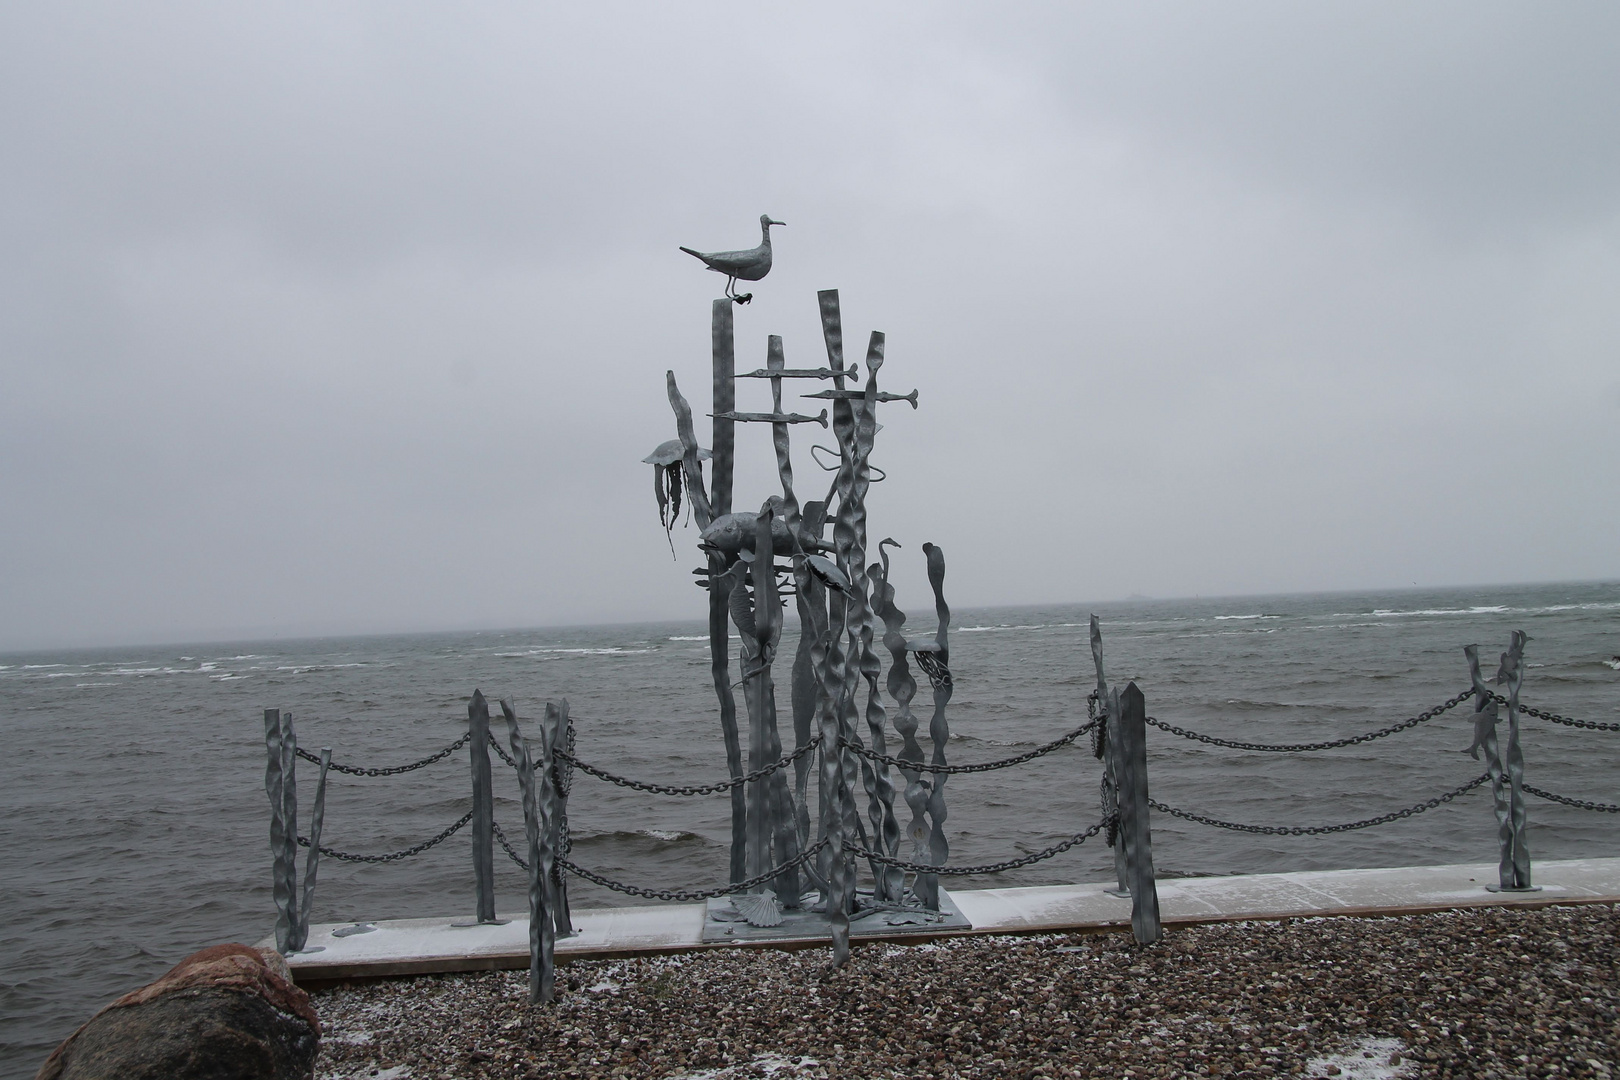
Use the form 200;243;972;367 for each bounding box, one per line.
668;636;708;641
495;647;659;657
1213;614;1285;621
956;624;1043;633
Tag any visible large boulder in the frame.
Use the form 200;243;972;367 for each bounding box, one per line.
36;943;320;1080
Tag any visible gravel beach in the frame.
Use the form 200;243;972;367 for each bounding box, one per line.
312;904;1616;1080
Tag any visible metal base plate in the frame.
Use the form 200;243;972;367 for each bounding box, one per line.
702;889;972;944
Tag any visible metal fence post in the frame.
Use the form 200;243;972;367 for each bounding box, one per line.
290;747;331;952
504;705;554;1004
1112;683;1161;944
1466;636;1536;892
1090;616;1130;896
264;708;301;954
543;700;575;939
468;690;497;923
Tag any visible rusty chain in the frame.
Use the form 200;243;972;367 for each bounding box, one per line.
843;719;1099;774
296;809;475;862
846;816;1112;875
1149;773;1490;836
1523;783;1620;813
556;735;822;796
1141;690;1475;752
1489;693;1620;733
297;732;472;777
557;837;830;902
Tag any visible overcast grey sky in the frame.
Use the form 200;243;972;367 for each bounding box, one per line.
2;2;1616;651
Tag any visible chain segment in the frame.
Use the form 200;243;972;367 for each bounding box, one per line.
491;818;532;870
846;817;1112;876
1141;690;1474;752
1492;694;1620;733
557;735;822;796
843;719;1099;774
296;809;476;862
1523;783;1620;813
297;732;472;776
557;837;831;902
1149;773;1490;835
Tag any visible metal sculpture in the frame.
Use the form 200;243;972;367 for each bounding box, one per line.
680;214;785;303
657;271;968;963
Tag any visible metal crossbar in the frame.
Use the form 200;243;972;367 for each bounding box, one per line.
1148;774;1490;835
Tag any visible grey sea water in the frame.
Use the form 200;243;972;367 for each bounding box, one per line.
3;581;1618;1078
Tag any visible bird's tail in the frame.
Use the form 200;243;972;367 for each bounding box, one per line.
679;246;703;259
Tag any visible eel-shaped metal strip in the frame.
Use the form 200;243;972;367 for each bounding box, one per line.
1090;616;1130;894
919;542;953;903
873;540;935;906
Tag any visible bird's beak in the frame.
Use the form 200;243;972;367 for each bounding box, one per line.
769;219;786;227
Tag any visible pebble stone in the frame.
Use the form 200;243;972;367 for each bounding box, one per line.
312;904;1616;1080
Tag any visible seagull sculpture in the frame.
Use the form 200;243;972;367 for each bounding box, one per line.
680;214;784;303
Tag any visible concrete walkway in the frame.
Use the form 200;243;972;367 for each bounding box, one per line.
268;857;1620;983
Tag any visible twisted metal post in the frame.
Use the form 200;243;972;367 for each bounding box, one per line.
504;703;552;1003
541;700;576;938
814;288;855;963
263;708;300;954
1466;639;1535;891
292;746;331;952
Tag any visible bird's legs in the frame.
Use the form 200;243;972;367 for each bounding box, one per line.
724;277;752;305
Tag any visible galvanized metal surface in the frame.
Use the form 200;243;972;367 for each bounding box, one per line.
1112;683;1162;944
467;691;497;924
679;214;785;302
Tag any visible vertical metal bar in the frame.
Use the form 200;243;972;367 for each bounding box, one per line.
545;700;576;937
505;704;553;1003
1090;616;1130;896
920;542;952;909
1466;644;1517;891
814;289;853;963
293;747;331;952
264;708;296;954
1114;683;1161;944
711;298;735;519
468;690;497;923
707;302;747;884
1499;631;1532;889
